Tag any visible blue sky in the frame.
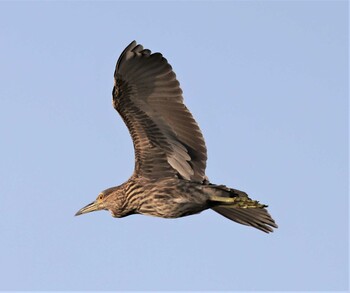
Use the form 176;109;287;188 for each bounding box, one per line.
0;1;348;291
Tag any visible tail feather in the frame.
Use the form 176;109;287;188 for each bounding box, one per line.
206;184;278;233
212;206;278;233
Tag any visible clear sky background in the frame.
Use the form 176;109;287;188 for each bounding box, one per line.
0;1;348;291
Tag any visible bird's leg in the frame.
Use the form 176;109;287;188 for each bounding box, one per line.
207;188;266;209
209;195;236;204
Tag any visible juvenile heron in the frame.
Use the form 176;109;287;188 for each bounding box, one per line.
75;41;278;233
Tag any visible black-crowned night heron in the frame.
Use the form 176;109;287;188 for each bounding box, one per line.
75;41;277;233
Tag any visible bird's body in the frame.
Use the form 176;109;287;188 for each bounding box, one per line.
106;178;209;218
76;41;278;233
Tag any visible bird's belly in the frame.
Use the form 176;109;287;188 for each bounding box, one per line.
138;194;208;218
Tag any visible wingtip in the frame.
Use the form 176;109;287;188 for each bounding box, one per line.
128;40;137;47
116;40;139;72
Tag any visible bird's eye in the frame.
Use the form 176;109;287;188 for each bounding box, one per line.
98;194;104;200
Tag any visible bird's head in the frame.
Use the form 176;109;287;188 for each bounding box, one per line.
75;192;106;216
75;186;126;218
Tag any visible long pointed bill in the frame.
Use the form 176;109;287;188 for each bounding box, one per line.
75;201;101;216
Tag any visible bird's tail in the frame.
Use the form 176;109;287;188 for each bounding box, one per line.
206;184;278;233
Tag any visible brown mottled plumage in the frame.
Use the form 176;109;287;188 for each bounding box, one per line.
75;41;278;233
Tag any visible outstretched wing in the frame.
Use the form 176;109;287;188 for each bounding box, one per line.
112;41;207;182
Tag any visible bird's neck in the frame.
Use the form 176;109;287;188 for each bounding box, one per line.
119;181;141;217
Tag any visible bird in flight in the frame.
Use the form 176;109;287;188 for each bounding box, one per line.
75;41;277;233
